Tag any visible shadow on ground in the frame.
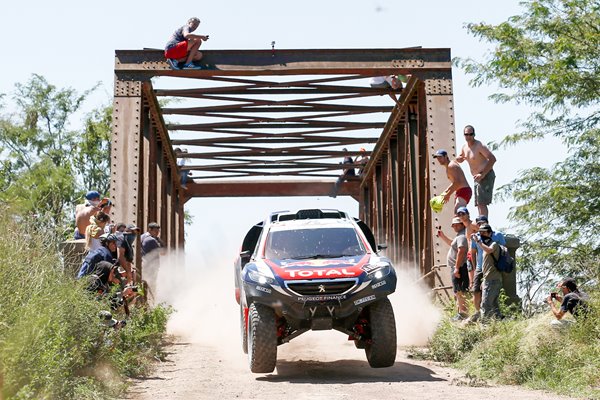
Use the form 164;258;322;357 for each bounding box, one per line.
257;359;445;384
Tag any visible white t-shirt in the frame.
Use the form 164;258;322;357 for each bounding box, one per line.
369;76;395;87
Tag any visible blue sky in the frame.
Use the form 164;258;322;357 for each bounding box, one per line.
0;1;566;259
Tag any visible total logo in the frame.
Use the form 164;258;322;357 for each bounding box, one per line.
283;268;358;279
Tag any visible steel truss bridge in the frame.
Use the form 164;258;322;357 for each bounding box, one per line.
111;47;457;291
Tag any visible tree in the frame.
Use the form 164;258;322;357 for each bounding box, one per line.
457;0;600;311
0;75;111;234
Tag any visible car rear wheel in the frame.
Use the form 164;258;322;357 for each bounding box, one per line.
240;303;248;354
365;298;396;368
248;303;277;373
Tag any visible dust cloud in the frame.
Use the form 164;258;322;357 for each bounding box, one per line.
144;236;441;366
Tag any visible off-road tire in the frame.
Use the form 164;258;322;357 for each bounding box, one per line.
240;303;248;354
248;303;277;373
365;298;397;368
354;339;366;349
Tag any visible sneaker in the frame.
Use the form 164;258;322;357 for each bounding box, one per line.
183;62;203;70
166;59;180;70
451;313;467;321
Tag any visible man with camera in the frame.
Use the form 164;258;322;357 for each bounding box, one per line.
469;215;506;321
547;277;589;324
473;223;502;320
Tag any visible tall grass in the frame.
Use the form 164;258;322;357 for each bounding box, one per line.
420;295;600;399
0;208;171;399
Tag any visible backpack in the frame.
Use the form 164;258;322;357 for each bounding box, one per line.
491;245;515;273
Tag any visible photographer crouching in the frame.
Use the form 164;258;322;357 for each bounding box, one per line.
547;277;589;326
86;261;139;317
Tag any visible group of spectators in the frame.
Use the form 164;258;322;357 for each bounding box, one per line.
435;126;588;323
73;190;166;326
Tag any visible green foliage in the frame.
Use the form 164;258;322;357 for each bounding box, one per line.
0;75;111;231
421;299;600;399
0;209;171;399
457;0;600;307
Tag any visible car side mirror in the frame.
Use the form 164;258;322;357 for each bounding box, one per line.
377;244;388;251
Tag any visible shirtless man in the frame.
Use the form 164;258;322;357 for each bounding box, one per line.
456;125;497;217
75;191;112;239
432;149;472;213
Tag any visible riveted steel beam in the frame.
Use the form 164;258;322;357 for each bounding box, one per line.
115;48;451;79
184;180;359;198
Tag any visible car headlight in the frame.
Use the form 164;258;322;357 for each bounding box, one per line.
247;269;275;285
366;262;392;280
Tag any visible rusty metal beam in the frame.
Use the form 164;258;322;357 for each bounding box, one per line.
184;180;360;198
359;76;420;183
162;104;392;115
115;48;452;79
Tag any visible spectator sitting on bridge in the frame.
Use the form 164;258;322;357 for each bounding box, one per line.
437;217;469;320
330;148;356;198
77;234;118;279
75;191;112;239
164;17;209;70
369;75;407;103
547;277;589;325
85;211;110;252
433;149;472;214
355;148;369;175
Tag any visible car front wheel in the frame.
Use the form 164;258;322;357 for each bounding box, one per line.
247;302;277;373
365;298;397;368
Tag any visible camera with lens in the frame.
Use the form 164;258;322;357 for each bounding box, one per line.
550;292;557;299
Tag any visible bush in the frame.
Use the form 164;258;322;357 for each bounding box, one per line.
420;294;600;399
0;208;171;399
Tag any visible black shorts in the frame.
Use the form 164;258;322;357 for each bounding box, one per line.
452;263;469;293
472;270;483;293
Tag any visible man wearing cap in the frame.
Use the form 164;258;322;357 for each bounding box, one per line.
437;217;470;320
473;223;502;320
456;125;497;217
77;234;118;279
547;277;589;324
469;215;506;320
330;148;356;198
75;190;112;239
433;149;472;214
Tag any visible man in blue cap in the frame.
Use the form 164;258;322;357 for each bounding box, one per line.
433;149;472;214
74;190;112;239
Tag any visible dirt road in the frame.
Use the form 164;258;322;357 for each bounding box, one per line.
126;331;571;400
127;255;572;400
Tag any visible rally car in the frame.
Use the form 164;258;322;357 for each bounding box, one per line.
234;208;397;373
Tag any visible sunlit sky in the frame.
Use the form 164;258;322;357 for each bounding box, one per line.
1;1;566;259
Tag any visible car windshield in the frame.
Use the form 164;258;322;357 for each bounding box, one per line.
264;227;366;260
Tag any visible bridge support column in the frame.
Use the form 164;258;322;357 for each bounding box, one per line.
112;79;185;281
422;76;456;298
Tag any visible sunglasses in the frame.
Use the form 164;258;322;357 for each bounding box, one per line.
457;212;466;216
464;133;475;136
